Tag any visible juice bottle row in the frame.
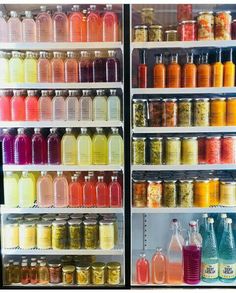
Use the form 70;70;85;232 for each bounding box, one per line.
0;4;119;43
2;127;124;165
0;89;121;122
135;214;236;284
4;171;123;208
133;97;236;127
0;50;121;83
137;49;235;88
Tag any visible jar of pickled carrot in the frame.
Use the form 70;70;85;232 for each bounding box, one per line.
209;178;220;206
147;181;162;208
198;137;206;164
226;98;236;126
221;136;236;164
220;181;236;206
162;98;177;126
181;137;198;165
194;180;210;207
206;136;221;164
210;98;226;126
133;180;147;207
215;11;232;40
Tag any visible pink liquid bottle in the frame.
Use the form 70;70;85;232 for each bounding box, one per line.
25;90;38;121
106;50;120;82
47;128;61;164
69;5;84;42
65;51;78;83
38;51;52;83
32;128;47;164
87;5;102;42
96;176;109;207
53;171;69;207
52;90;65;120
36;5;53;42
151;247;166;284
52;5;68;42
83;175;96;207
109;175;122;207
93;51;106;82
22;11;36;42
11;90;26;121
14;128;32;164
2;128;15;164
69;176;83;207
52;52;65;83
136;253;150;284
79;51;93;82
37;171;53;207
0;90;11;121
39;90;52;121
8;11;22;42
102;4;119;42
0;11;8;42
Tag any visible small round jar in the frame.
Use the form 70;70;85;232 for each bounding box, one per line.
148;98;162;127
215;11;232;40
133;99;147;127
165;137;181;165
232;20;236;40
149;137;163;165
181;137;198;165
4;222;19;249
206;136;221;164
148;25;163;42
19;222;36;249
91;262;106;285
68;219;82;249
227;97;236;126
210;98;226;126
99;220;115;250
197;11;214;40
107;262;121;285
83;220;98;249
165;30;178;41
163;180;177;208
37;221;52;249
220;181;236;206
180;20;197;41
194;98;209;126
52;220;67;250
132;137;146;165
221;136;236;164
133;180;147;207
209;178;220;206
48;261;62;284
62;265;75;285
162;98;177;127
178;98;192;127
76;264;90;285
194;180;210;207
147;180;162;208
179;180;193;208
133;25;148;42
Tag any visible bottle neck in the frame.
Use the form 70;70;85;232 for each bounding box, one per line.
171;54;178;64
155;55;162;64
140;50;146;64
187;54;193;64
216;50;222;63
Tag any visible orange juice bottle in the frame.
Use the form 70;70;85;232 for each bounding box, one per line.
212;49;223;87
223;48;235;87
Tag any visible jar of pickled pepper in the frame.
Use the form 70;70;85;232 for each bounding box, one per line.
162;98;177;127
220;181;236;206
76;264;90;285
148;98;162;127
133;25;148;42
178;98;192;127
210;98;226;126
194;98;209;126
133;99;147;127
194;180;210;207
206;136;221;164
132;137;146;165
68;219;82;249
149;137;163;165
107;262;121;285
165;137;181;165
215;11;232;40
209;178;220;206
52;220;67;250
197;11;214;41
148;25;163;42
147;180;162;208
221;136;236;164
163;180;177;207
180;20;197;41
133;180;147;207
62;265;75;285
91;262;106;285
227;97;236;125
181;137;198;165
179;180;193;208
83;220;98;249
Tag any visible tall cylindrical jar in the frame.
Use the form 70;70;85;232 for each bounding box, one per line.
210;97;226;126
215;11;232;40
194;98;209;126
178;98;192;127
147;180;162;208
206;136;221;164
133;180;147;207
163;180;177;207
132;137;146;165
149;137;163;165
179;180;193;208
197;11;214;40
99;220;115;250
194;180;210;207
133;99;147;127
181;137;198;165
220;181;236;206
165;137;181;165
221;136;236;164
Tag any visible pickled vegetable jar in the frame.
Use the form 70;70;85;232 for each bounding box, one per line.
62;265;75;285
209;178;220;206
198;137;206;164
210;98;226;126
91;262;106;285
52;220;67;250
221;136;236;164
206;136;221;164
133;99;147;127
181;137;198;165
162;98;177;126
177;4;192;22
197;11;214;40
68;219;82;249
148;98;162;127
194;180;210;207
141;8;154;25
148;25;163;42
194;98;209;126
133;25;148;42
147;180;162;208
180;20;197;41
48;261;62;284
19;222;36;249
133;180;147;207
99;220;115;250
4;222;19;249
163;180;177;207
107;262;121;285
165;137;181;165
149;137;163;165
220;181;236;206
178;98;192;127
215;11;232;40
76;264;90;285
232;20;236;40
37;222;52;249
226;98;236;126
179;180;193;208
165;30;178;41
132;137;146;165
83;220;98;249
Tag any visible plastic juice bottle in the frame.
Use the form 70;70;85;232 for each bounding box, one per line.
52;5;68;42
69;176;83;207
11;90;25;121
87;5;102;42
93;50;106;82
37;171;53;207
199;213;208;240
136;253;150;284
22;11;36;42
14;128;32;164
4;172;19;207
219;218;236;282
79;90;93;121
109;175;122;207
167;53;181;88
2;129;15;164
82;176;96;207
197;53;211;87
66;90;79;121
108;127;123;165
52;90;65;120
47;128;61;165
25;90;38;121
138;49;148;88
182;53;196;88
61;128;77;165
93;89;107;121
216;213;227;246
24;51;38;83
202;217;219;283
51;52;65;83
69;5;84;42
153;54;165;88
92;128;108;165
38;51;52;83
0;90;11;121
9;51;24;83
106;50;120;82
107;89;120;121
32;128;47;164
77;127;92;165
39;90;52;121
8;11;22;42
0;11;8;41
102;4;119;42
212;49;223;87
224;48;235;87
78;51;93;82
151;247;166;284
65;51;78;83
96;176;109;207
36;5;52;42
0;51;9;82
19;171;35;207
53;171;69;208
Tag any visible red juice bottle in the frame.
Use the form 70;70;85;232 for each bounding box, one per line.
47;128;61;165
14;128;32;164
32;128;47;164
11;90;26;121
109;175;122;207
65;51;78;83
38;51;52;83
137;49;148;88
0;90;11;121
69;176;83;207
79;51;93;82
83;175;96;207
69;5;84;42
25;90;39;121
136;253;150;284
106;50;120;82
2;128;15;164
96;176;109;207
87;5;102;42
102;4;119;42
93;50;106;82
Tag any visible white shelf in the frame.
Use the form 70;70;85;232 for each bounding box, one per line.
0;42;123;51
132;164;236;171
132;207;236;214
4;283;124;288
132;282;235;287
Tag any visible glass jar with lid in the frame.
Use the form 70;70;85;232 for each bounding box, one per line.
62;265;75;285
141;8;155;25
3;263;11;285
4;222;19;249
149;137;163;165
197;11;214;40
179;180;193;207
148;25;163;42
177;4;192;22
163;180;177;207
133;180;147;207
133;25;148;42
210;97;226;126
180;20;197;41
194;180;210;207
48;261;62;284
37;221;52;249
68;219;82;249
226;97;236;126
215;11;232;40
206;136;221;164
165;137;181;165
38;262;49;284
181;137;198;165
83;220;98;249
12;261;21;283
76;264;90;285
99;220;115;250
165;30;178;41
209;178;220;206
178;98;192;126
148;98;162;127
132;137;146;165
147;180;162;208
52;220;67;250
221;136;236;164
107;262;121;285
232;20;236;40
19;222;36;249
91;262;106;285
220;181;236;206
194;98;209;126
162;98;177;126
133;99;147;127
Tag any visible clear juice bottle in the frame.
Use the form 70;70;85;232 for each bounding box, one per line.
51;52;65;83
106;50;120;82
25;90;38;121
9;51;24;83
108;127;123;165
32;128;47;164
0;11;8;42
109;175;122;207
52;90;65;120
83;175;96;207
37;171;53;207
14;128;32;164
69;5;84;42
77;127;92;165
92;127;108;165
136;253;150;284
53;171;69;207
0;90;11;121
22;11;36;42
93;89;107;121
47;128;61;165
79;89;93;121
87;5;102;42
4;171;19;207
52;5;68;42
19;171;35;207
8;11;22;42
93;50;106;82
2;128;15;164
151;247;166;284
66;90;79;121
69;176;83;207
61;128;77;165
36;5;52;42
78;51;93;82
38;51;52;83
107;89;121;121
11;90;25;121
24;51;38;83
39;90;52;120
102;4;119;42
0;51;9;83
65;51;78;83
96;176;109;207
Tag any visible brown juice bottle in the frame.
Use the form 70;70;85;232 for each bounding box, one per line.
153;54;166;88
182;53;196;88
167;53;181;88
224;48;235;87
197;53;211;87
212;49;223;87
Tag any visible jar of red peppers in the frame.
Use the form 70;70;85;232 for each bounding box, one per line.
180;20;197;41
206;136;221;164
133;180;147;207
231;20;236;40
197;11;214;41
221;136;236;164
162;98;177;127
177;4;192;23
148;98;162;127
215;11;232;40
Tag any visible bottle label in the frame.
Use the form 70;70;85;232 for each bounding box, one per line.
202;263;218;279
219;263;236;279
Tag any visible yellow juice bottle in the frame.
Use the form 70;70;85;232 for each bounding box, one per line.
9;51;24;83
24;51;38;83
61;128;77;165
108;127;124;165
92;127;108;165
4;172;19;207
19;171;35;207
77;127;92;165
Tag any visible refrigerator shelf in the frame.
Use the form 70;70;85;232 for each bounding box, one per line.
132;282;235;287
4;283;124;288
132;164;236;171
132;207;236;214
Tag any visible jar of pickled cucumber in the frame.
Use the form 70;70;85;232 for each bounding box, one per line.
149;137;163;165
148;25;163;42
133;180;147;207
147;180;162;208
68;219;82;249
163;180;177;207
133;99;147;127
179;180;193;207
132;137;146;165
141;8;155;25
181;137;198;165
76;264;90;285
99;220;115;250
19;222;36;249
194;98;209;126
194;180;210;207
62;265;75;285
220;181;236;206
4;222;19;249
178;98;192;126
165;137;181;165
91;262;106;285
107;262;121;285
133;25;148;42
83;220;98;249
37;221;52;249
52;220;67;250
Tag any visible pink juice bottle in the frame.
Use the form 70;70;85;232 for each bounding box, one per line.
109;175;122;207
93;50;106;82
87;5;102;42
69;176;83;207
8;11;22;42
83;175;96;207
78;51;93;82
25;90;38;121
151;247;166;284
52;90;65;120
96;176;109;207
14;128;32;164
136;253;150;284
11;90;26;121
22;11;36;42
36;5;53;42
37;171;53;207
32;128;47;164
0;11;8;42
52;5;68;42
52;52;65;83
2;128;15;164
38;51;52;83
39;90;52;121
0;90;12;121
53;171;69;207
106;50;120;82
47;128;61;164
69;5;84;42
102;4;119;42
65;51;78;83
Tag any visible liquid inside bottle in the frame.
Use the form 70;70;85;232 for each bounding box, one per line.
102;4;119;42
137;49;147;88
47;128;61;164
78;51;93;82
107;89;121;121
79;90;92;121
51;52;65;83
39;90;52;121
167;53;181;88
92;127;108;165
19;171;35;207
93;50;106;82
65;51;78;83
38;51;52;83
0;51;9;83
9;51;24;83
109;175;122;207
153;54;166;88
52;90;65;121
22;11;36;42
25;90;38;121
11;90;25;121
61;128;77;165
8;11;22;42
52;5;68;42
32;128;47;164
106;50;120;82
36;5;53;42
66;90;79;120
93;89;107;121
37;171;53;207
83;176;96;207
108;127;123;165
151;247;166;284
69;176;83;207
216;213;227;246
4;171;19;207
96;176;109;207
87;5;102;42
53;171;69;208
136;253;150;284
2;128;15;164
0;90;11;121
14;128;32;164
69;5;85;42
0;11;8;42
77;127;92;165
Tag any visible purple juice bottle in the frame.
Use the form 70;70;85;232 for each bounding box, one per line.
32;128;47;164
93;50;106;82
47;128;61;164
2;128;15;164
106;50;120;82
79;51;93;82
14;128;32;164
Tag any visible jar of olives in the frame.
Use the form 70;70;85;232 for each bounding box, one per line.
179;180;193;207
83;220;98;249
163;180;177;207
149;137;163;165
132;137;146;165
91;262;106;285
107;262;121;285
133;99;147;127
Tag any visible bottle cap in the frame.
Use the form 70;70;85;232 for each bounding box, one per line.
90;5;96;10
96;89;105;96
208;218;214;224
10;11;18;17
66;128;72;133
202;213;208;218
225;218;232;224
40;6;47;12
72;5;80;11
57;5;62;12
27;90;37;96
50;128;56;133
34;128;40;133
106;4;112;10
41;171;47;176
25;11;32;18
81;127;88;134
110;89;116;95
221;213;227;218
57;171;63;176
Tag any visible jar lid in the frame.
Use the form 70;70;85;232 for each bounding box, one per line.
182;137;197;140
209;178;219;181
149;137;163;140
107;262;121;269
7;215;23;221
179;98;192;102
134;25;148;29
216;11;231;14
48;261;61;268
62;265;75;273
83;219;97;225
52;220;67;226
148;98;161;102
195;179;209;183
99;220;114;226
206;136;221;139
164;180;177;183
92;262;106;269
133;137;146;140
232;19;236;23
179;180;193;183
133;99;147;102
149;24;163;29
195;98;209;101
227;97;236;100
221;181;236;185
76;263;90;270
70;214;84;220
211;97;226;100
68;219;82;225
37;221;52;227
141;8;154;12
165;30;177;33
166;137;180;140
133;179;146;183
163;98;177;102
198;11;213;15
181;20;196;24
147;180;162;183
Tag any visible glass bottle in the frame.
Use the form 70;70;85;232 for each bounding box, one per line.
107;89;121;121
39;90;52;120
11;90;25;121
14;128;31;164
37;171;53;207
22;11;36;42
92;127;108;165
32;128;47;164
0;11;8;42
136;253;150;284
197;53;211;87
106;50;120;82
93;89;107;121
87;5;102;42
24;51;38;83
0;90;11;120
47;128;61;164
61;128;77;165
66;90;79;120
151;247;166;284
79;89;93;121
52;5;68;42
153;54;166;88
4;171;19;207
38;51;52;83
96;176;109;207
199;213;208;240
69;176;83;207
52;90;65;120
19;171;35;207
21;262;29;284
38;262;49;284
138;49;147;88
167;53;181;88
25;90;38;121
0;51;9;83
53;171;69;207
77;127;92;165
93;50;106;82
103;4;119;42
69;5;84;42
182;53;196;88
36;5;53;42
12;262;21;283
29;262;38;284
78;51;93;82
8;11;22;42
83;176;96;207
65;51;78;83
223;48;235;87
108;127;123;165
109;175;122;207
212;49;223;87
2;129;15;164
9;51;24;82
51;52;65;82
216;213;227;246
